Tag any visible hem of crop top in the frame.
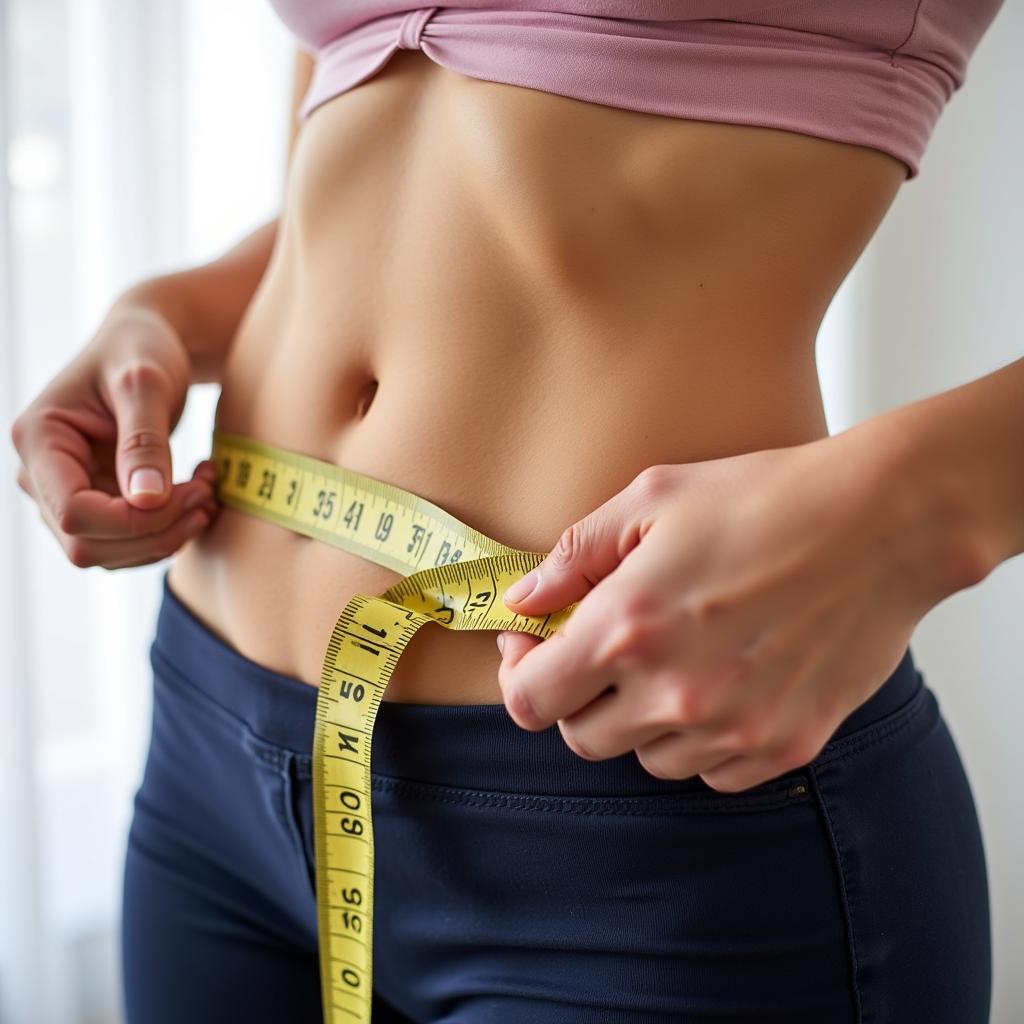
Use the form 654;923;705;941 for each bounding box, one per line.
295;10;948;180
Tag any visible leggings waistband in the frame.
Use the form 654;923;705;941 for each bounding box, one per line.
154;568;922;797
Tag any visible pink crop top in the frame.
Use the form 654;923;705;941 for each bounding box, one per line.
269;1;1004;180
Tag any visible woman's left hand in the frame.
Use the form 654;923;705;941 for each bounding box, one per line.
496;428;957;793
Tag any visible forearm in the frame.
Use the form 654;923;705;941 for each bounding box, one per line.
107;216;279;385
848;353;1024;610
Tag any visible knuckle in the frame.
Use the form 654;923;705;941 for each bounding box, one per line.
618;585;658;622
558;723;601;761
549;521;584;572
683;589;731;626
109;359;167;397
651;676;709;728
632;463;677;502
635;748;677;781
54;502;77;535
119;427;166;458
592;612;657;670
722;715;774;754
65;539;94;568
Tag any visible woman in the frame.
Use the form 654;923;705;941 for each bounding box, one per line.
9;2;1017;1022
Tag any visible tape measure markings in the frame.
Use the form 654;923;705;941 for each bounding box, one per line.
210;430;578;1024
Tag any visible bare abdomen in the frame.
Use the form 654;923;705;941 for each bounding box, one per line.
167;49;906;703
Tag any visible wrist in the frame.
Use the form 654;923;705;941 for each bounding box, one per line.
836;409;996;616
107;278;199;369
108;275;223;386
87;297;192;396
102;219;278;387
110;276;187;331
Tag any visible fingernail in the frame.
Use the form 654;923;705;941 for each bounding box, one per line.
504;570;538;604
496;633;506;656
129;468;164;495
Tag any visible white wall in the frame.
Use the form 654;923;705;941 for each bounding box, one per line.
818;4;1024;1018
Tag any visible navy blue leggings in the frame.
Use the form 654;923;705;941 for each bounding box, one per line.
120;570;991;1023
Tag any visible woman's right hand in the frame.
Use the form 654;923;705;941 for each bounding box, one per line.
9;301;222;570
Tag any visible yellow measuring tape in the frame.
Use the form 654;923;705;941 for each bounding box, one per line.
210;430;577;1024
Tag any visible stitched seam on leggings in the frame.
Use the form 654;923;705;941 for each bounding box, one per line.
291;751;313;779
814;682;928;767
283;759;317;897
370;775;811;814
807;763;863;1024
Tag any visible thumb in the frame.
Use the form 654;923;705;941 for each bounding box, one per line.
502;484;648;615
106;363;177;508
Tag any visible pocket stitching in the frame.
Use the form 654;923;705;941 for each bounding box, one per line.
370;773;811;815
277;756;317;899
806;764;865;1023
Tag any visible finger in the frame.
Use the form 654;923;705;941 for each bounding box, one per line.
19;414;100;532
689;689;836;793
90;466;122;495
696;743;818;794
696;659;854;796
63;507;215;570
495;630;542;663
634;730;740;783
56;474;218;539
502;467;674;616
103;359;177;508
194;458;218;485
627;655;807;784
19;437;218;540
556;679;674;761
496;596;619;730
494;631;545;725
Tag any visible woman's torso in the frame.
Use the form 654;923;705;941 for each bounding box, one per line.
167;48;906;703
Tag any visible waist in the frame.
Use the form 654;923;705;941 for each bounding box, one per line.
152;567;923;794
181;319;833;700
173;48;908;701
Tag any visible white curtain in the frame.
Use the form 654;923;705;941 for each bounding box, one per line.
1;1;1021;1022
1;2;291;1021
